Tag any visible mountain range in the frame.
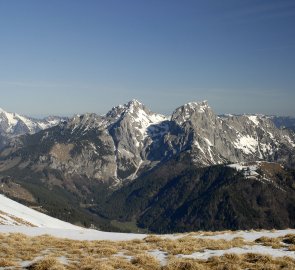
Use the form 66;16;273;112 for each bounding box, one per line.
0;100;295;233
0;107;66;149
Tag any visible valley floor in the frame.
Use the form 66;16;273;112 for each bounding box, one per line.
1;227;295;269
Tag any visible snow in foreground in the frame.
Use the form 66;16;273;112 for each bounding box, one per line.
1;192;295;266
0;194;79;229
0;193;145;240
0;225;146;241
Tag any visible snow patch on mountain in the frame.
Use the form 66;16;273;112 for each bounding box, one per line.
234;135;258;154
247;115;260;125
283;135;295;148
228;163;259;177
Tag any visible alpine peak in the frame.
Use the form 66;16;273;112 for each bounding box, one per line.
127;99;143;107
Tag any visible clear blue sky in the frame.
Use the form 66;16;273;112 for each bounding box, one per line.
0;0;294;117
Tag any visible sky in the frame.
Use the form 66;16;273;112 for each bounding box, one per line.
0;0;294;117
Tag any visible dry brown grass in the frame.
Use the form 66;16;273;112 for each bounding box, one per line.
1;232;295;270
255;236;283;249
163;258;206;270
0;210;35;226
283;234;295;244
131;253;160;270
0;258;18;267
28;257;66;270
143;235;247;255
162;253;295;270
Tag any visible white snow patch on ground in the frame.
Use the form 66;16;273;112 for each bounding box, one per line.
0;194;80;229
0;194;146;241
0;226;146;241
148;250;168;266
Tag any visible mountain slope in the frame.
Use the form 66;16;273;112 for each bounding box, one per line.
98;158;295;233
0;194;80;229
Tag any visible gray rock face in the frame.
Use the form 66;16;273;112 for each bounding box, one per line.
1;100;294;186
170;101;295;167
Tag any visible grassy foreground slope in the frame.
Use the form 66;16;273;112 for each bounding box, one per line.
1;230;295;269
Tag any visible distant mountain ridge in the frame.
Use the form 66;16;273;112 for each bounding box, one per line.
0;107;67;149
220;114;295;132
270;116;295;132
0;100;294;184
0;100;295;232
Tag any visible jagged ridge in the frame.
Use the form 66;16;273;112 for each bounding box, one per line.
0;100;294;185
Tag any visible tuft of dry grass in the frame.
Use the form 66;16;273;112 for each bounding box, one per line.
163;258;206;270
283;234;295;245
204;253;295;270
143;235;248;255
131;253;160;270
27;257;66;270
0;258;18;267
255;236;283;249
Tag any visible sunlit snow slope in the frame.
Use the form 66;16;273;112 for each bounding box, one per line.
0;194;146;240
0;194;79;229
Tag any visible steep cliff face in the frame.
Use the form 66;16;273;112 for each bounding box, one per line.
163;101;295;167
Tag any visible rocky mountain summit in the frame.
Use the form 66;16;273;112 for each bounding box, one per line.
0;100;294;186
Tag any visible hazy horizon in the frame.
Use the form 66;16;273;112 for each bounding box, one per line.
1;0;294;117
1;98;294;119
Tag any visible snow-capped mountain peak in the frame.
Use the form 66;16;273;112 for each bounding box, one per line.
0;107;66;135
0;107;67;149
127;98;143;107
106;100;167;127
